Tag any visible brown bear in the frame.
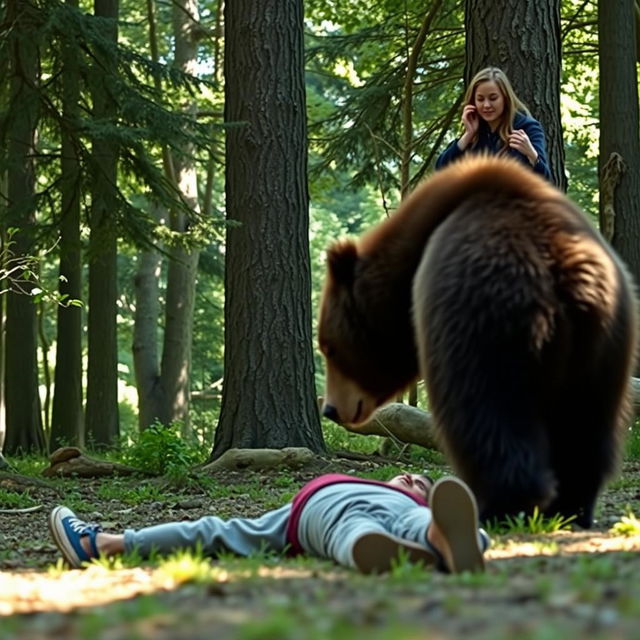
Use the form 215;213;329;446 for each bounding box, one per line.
318;155;638;528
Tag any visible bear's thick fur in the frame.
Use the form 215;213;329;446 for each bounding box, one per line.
319;156;638;527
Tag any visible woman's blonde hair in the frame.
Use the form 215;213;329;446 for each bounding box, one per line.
463;67;531;153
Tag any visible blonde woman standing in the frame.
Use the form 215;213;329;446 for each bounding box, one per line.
436;67;551;180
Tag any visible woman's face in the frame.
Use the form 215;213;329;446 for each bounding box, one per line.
473;80;505;126
387;473;432;500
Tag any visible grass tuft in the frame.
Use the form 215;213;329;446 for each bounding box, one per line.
487;507;575;535
609;509;640;537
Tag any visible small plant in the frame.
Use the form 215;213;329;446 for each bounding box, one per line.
122;420;201;478
487;507;575;535
0;488;38;509
387;549;434;583
154;547;224;586
609;509;640;537
624;421;640;461
321;421;383;454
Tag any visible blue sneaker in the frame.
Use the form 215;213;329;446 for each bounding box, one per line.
49;506;102;569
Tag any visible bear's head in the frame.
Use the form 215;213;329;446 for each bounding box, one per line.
318;240;418;426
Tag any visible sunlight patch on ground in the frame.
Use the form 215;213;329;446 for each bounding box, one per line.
0;566;167;614
487;531;640;560
0;564;328;615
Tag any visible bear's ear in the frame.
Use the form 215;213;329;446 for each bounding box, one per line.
327;241;358;285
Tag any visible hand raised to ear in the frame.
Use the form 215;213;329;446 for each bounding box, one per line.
461;105;479;137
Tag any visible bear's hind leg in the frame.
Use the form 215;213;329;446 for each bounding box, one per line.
543;310;634;529
544;380;627;529
428;363;559;526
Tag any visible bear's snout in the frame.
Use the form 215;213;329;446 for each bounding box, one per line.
322;404;341;424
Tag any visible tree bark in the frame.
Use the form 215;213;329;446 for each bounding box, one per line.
598;0;640;285
3;0;45;455
160;0;202;435
211;0;325;458
85;0;120;448
133;217;165;428
464;0;566;190
50;0;84;450
0;2;7;454
133;0;201;434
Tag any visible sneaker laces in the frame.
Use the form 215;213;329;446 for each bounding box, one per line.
68;516;102;537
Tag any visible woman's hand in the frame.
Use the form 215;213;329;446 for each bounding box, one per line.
508;129;538;165
461;105;480;136
458;105;479;150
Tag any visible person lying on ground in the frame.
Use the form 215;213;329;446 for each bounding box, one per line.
49;472;490;575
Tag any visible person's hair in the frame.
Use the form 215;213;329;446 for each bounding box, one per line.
463;67;531;153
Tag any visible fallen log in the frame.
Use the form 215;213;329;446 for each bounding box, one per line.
336;375;640;449
43;447;150;478
342;403;439;450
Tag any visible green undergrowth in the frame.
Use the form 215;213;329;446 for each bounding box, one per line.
487;507;576;536
0;487;40;509
625;421;640;460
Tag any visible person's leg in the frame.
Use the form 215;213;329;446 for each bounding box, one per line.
49;504;291;569
351;528;436;574
426;476;488;573
297;487;437;574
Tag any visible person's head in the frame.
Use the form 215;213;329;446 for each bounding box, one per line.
463;67;530;144
387;473;433;501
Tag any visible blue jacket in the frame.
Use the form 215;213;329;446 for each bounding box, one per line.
435;112;552;180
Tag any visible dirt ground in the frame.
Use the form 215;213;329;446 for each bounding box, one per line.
1;455;640;639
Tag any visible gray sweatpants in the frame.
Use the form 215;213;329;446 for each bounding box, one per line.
124;483;433;569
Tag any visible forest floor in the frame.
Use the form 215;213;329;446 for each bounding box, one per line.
1;453;640;639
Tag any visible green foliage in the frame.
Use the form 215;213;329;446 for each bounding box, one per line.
487;507;575;536
0;229;83;307
625;421;640;460
561;0;599;215
321;420;383;454
154;546;224;585
95;480;166;505
0;489;39;509
306;0;465;193
2;456;39;476
609;510;640;537
122;421;202;479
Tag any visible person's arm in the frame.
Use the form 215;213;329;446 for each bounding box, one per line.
435;138;465;169
512;119;551;180
436;105;478;170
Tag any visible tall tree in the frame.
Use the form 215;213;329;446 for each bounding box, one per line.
50;0;84;450
464;0;566;189
598;0;640;282
3;0;46;454
211;0;325;457
133;0;205;433
0;0;8;454
85;0;120;447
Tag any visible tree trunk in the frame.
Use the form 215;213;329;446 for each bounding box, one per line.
133;0;201;434
465;0;566;190
50;0;84;450
211;0;325;458
133;221;165;428
159;0;202;436
85;0;120;448
0;2;8;453
3;0;45;455
598;0;640;284
133;0;168;431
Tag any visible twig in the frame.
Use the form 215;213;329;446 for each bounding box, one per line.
0;505;43;514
